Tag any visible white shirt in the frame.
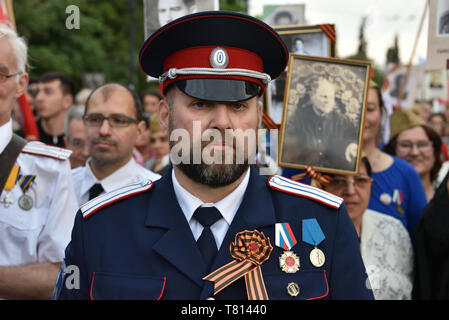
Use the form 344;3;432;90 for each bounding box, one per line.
172;168;250;250
360;209;414;300
0;119;79;265
72;157;161;205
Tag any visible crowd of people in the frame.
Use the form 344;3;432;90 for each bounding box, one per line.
1;9;449;300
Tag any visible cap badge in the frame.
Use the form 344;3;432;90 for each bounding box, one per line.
209;47;229;69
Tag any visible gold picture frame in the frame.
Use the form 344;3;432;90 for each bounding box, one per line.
278;54;371;175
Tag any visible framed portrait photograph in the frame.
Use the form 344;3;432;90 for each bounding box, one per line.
262;4;305;27
278;55;371;175
383;64;416;108
265;24;336;125
143;0;218;39
426;0;449;70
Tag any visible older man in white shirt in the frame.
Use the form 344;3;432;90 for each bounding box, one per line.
0;24;79;299
71;83;160;206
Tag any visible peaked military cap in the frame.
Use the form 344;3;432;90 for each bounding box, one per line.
139;11;289;102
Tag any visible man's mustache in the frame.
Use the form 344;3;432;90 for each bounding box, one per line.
92;137;118;146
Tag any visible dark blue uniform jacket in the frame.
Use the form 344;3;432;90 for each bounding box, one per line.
57;167;373;300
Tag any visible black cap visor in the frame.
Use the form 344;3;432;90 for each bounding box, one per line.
175;79;262;102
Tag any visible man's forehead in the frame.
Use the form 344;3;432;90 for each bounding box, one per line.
90;86;132;103
88;87;135;114
69;118;86;133
0;38;16;70
38;79;61;89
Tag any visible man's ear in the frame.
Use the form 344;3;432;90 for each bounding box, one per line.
136;120;146;136
159;98;170;136
15;72;29;98
62;94;74;110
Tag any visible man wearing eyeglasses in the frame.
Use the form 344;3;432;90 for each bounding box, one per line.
71;83;161;205
0;24;78;299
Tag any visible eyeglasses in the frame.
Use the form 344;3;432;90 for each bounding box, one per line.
396;140;433;153
83;113;138;128
0;70;22;83
327;175;373;190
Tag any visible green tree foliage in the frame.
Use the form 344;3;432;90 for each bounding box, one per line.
219;0;247;13
14;0;148;94
11;0;247;96
346;16;384;87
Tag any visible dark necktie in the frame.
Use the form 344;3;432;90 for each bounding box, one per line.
193;206;223;271
88;183;104;200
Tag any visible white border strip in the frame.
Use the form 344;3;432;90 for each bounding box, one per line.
81;180;153;218
269;175;343;209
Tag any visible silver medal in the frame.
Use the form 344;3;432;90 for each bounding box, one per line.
18;194;33;211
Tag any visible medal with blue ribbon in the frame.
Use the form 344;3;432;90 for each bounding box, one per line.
302;218;326;267
17;175;35;211
275;223;300;273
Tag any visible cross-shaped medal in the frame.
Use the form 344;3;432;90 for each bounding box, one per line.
1;195;14;208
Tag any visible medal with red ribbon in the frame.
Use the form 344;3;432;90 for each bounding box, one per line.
203;229;273;300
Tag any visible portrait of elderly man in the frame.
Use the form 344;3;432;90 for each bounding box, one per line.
144;0;217;38
280;59;368;172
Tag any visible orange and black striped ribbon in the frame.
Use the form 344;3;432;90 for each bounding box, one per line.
203;230;272;300
318;24;336;43
262;112;279;130
290;166;333;186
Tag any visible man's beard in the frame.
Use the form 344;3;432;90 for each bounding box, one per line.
168;117;252;188
176;161;249;188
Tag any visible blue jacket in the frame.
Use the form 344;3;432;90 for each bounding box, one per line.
56;167;373;300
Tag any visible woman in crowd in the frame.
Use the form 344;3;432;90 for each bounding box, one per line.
144;114;171;175
362;82;427;243
383;109;443;202
324;157;413;300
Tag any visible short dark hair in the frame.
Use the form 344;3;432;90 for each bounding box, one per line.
84;83;143;122
142;87;162;101
361;156;372;177
38;71;75;96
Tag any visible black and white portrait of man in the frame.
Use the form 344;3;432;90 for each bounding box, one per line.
143;0;217;38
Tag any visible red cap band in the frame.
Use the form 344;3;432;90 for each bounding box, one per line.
160;46;267;96
163;46;263;73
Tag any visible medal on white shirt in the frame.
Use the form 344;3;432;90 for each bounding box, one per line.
1;165;20;208
275;223;300;273
17;174;35;211
302;218;326;268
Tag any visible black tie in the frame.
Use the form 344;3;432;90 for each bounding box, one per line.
88;183;104;200
193;206;223;271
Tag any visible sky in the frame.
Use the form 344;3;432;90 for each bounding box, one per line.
248;0;429;69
